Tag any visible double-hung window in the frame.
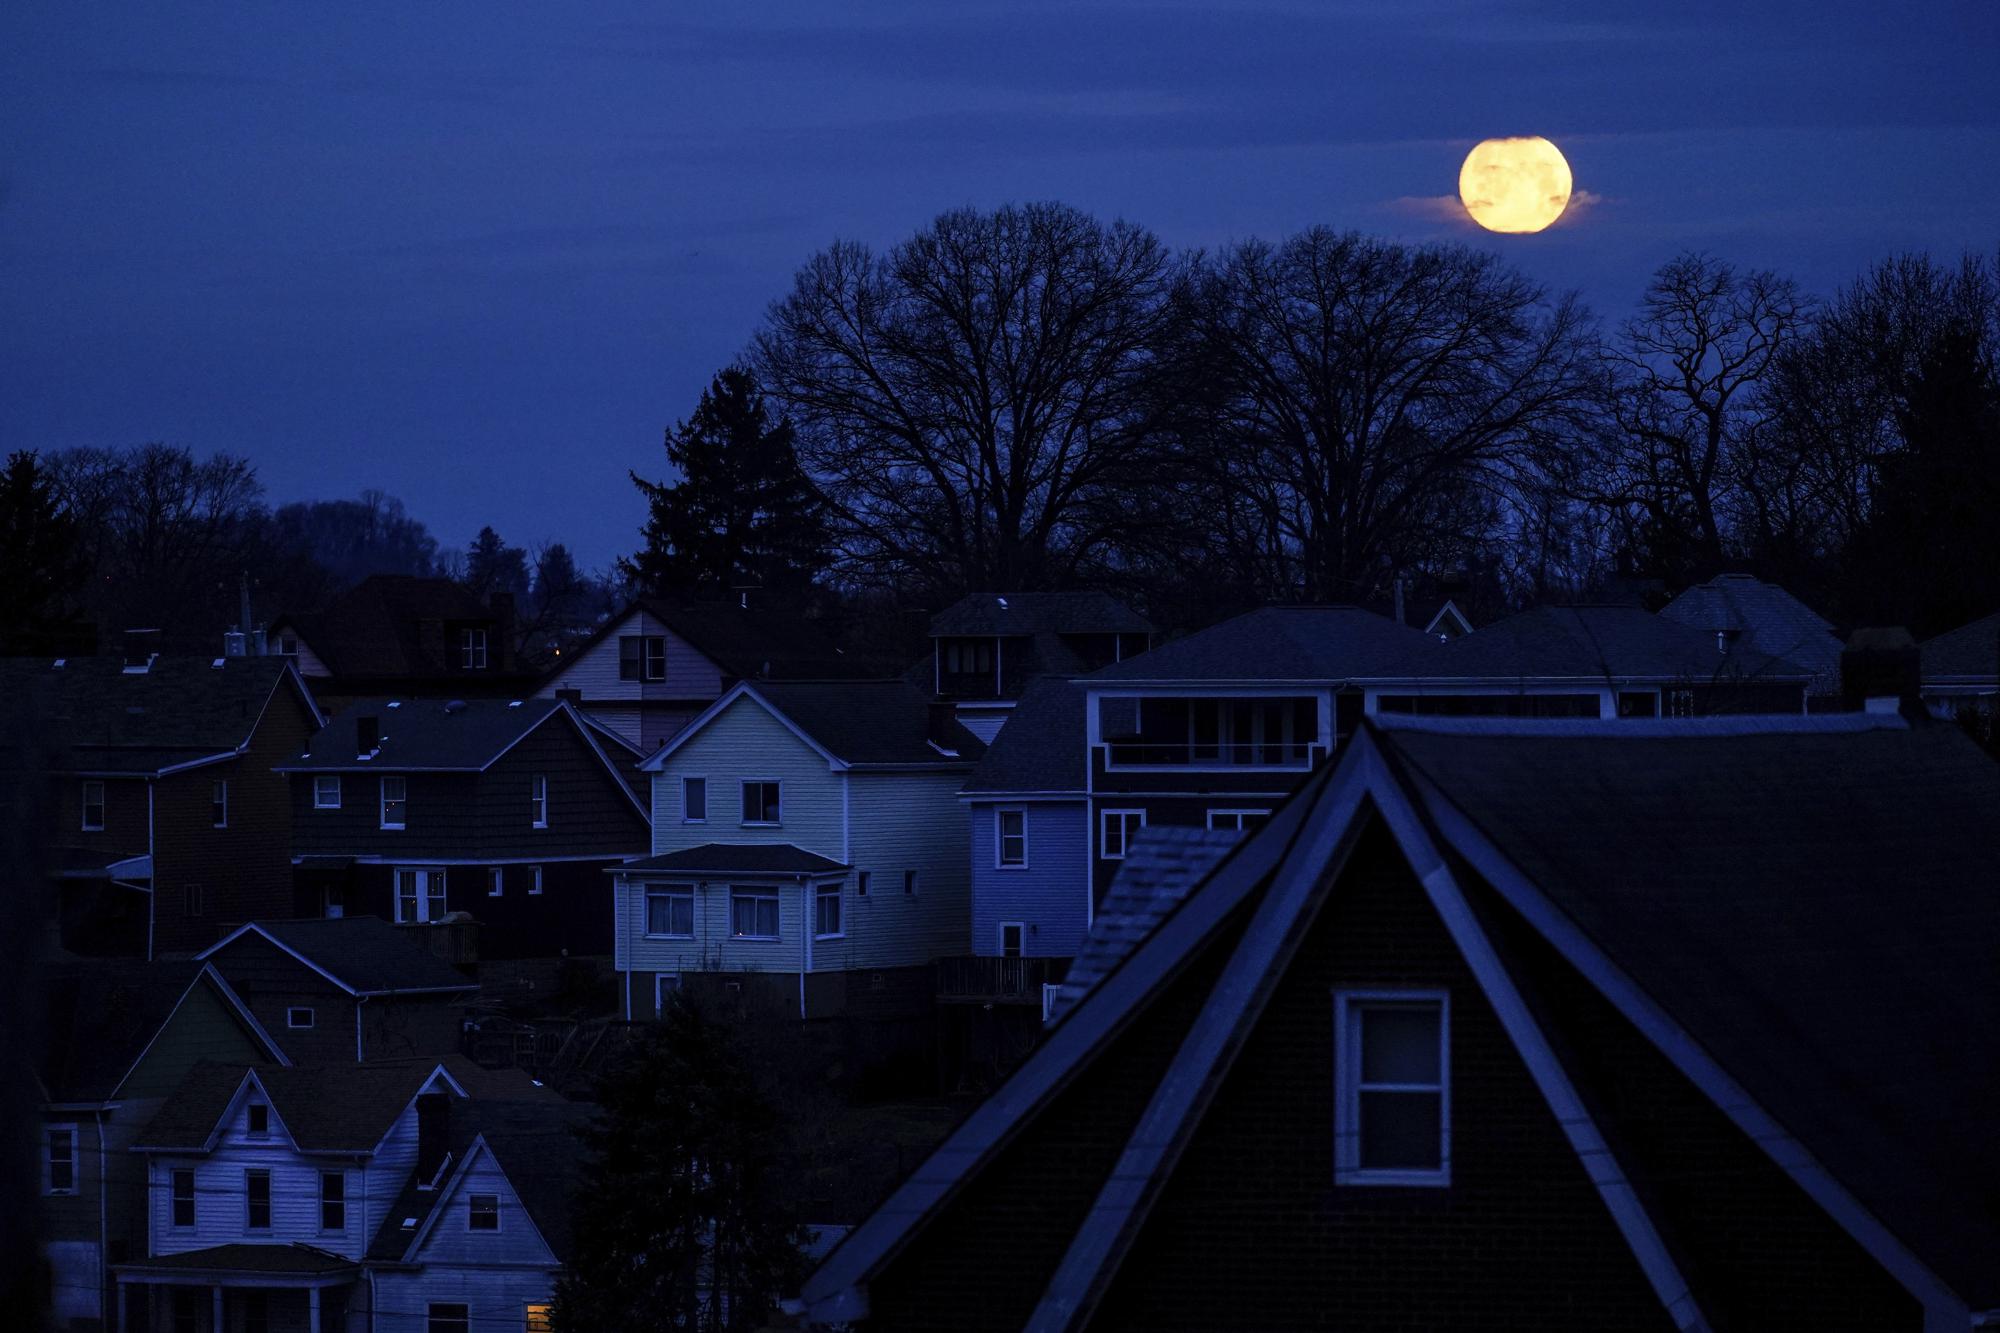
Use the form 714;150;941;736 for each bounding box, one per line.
380;776;407;830
682;776;707;822
171;1169;195;1227
396;868;448;924
44;1126;76;1195
321;1170;346;1231
460;628;488;670
1206;808;1269;833
530;774;548;828
81;780;105;831
731;887;779;939
1334;990;1450;1186
468;1193;500;1231
313;775;341;809
618;634;667;682
211;780;229;828
1100;809;1146;860
645;883;694;937
529;865;543;895
814;882;843;938
996;808;1027;867
741;780;780;825
246;1168;272;1229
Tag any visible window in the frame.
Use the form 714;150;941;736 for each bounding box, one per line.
468;1193;500;1231
731;888;779;939
81;780;105;831
526;1303;554;1333
395;867;448;923
321;1170;346;1231
246;1168;272;1228
903;869;917;896
942;639;994;674
313;775;342;809
1206;808;1270;833
1617;690;1660;719
654;973;681;1013
741;780;781;825
460;627;488;670
381;776;407;829
171;1169;195;1227
1100;809;1146;859
814;882;843;938
183;882;203;918
488;867;504;898
1667;688;1696;718
173;1289;199;1333
530;774;548;827
279;634;298;657
996;808;1027;867
999;922;1025;958
211;779;229;828
44;1126;76;1195
528;865;543;896
618;634;667;682
856;870;870;896
243;1291;269;1333
1334;990;1449;1186
288;1007;315;1029
428;1305;471;1333
247;1103;269;1137
682;776;707;823
645;884;694;937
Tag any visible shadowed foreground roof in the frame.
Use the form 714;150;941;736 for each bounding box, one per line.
280;696;568;771
0;656;311;774
38;959;205;1102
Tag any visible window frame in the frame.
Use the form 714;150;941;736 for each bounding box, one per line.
211;779;229;828
460;627;488;671
287;1006;315;1030
528;864;543;896
643;635;667;681
654;972;682;1014
44;1124;77;1195
644;882;695;939
681;775;707;823
183;883;203;918
246;1102;269;1138
395;866;448;924
998;922;1025;958
530;773;548;828
380;776;408;830
313;775;342;809
81;779;106;832
487;867;504;898
813;881;843;939
729;886;781;940
171;1168;196;1227
427;1303;471;1333
1099;808;1146;860
1333;988;1451;1188
320;1169;346;1232
245;1167;273;1229
902;869;918;896
468;1192;501;1232
620;634;668;683
1205;807;1270;832
740;778;782;826
995;807;1028;868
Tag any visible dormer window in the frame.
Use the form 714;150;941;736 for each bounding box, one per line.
941;639;994;675
460;627;489;670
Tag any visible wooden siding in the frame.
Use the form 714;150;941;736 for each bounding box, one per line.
838;769;972;970
539;610;726;704
52;774;149;858
966;799;1089;957
202;933;362;1065
408;1142;559;1268
645;694;842;856
371;1269;554;1333
364;1100;423;1250
474;714;649;859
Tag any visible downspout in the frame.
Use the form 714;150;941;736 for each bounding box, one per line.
355;994;368;1061
95;1113;107;1323
800;875;810;1019
146;781;156;962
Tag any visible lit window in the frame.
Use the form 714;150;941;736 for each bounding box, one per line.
313;775;342;809
468;1193;500;1231
741;780;780;825
1335;991;1449;1186
321;1170;346;1231
525;1302;554;1333
1100;809;1146;859
81;780;105;831
996;808;1027;867
814;882;842;938
246;1168;272;1228
488;867;504;898
530;774;548;828
381;776;407;829
682;776;707;822
646;884;694;937
731;888;779;939
44;1126;76;1195
171;1169;195;1226
211;780;229;828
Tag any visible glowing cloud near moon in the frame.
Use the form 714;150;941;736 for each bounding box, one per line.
1458;137;1572;234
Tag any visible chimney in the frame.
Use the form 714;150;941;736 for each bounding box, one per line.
926;701;961;750
1840;627;1922;719
356;715;379;756
416;1092;450;1184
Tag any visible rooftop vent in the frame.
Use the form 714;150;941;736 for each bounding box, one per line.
443;699;468;715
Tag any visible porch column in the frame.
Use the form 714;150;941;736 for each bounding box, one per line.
116;1281;128;1333
309;1285;322;1333
213;1285;224;1330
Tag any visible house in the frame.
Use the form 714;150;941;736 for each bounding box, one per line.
1079;605;1437;902
1658;572;1846;700
926;592;1154;742
112;1057;566;1333
1920;609;2000;718
197;918;479;1064
796;713;2000;1331
1356;602;1814;720
37;961;289;1331
537;598;862;753
0;652;325;958
265;574;537;711
614;680;984;1022
278;698;650;959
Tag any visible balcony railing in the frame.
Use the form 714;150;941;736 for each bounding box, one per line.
936;955;1068;1004
1101;740;1322;769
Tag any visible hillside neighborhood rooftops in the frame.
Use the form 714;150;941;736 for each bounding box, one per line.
270;574;523;682
1084;604;1436;684
277;695;638;780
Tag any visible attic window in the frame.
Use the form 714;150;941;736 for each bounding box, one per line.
247;1103;269;1137
288;1007;315;1029
468;1193;500;1231
1335;991;1449;1187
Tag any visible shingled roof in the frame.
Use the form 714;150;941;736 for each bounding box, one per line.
1362;603;1814;684
135;1058;450;1153
619;844;848;877
1920;610;2000;687
277;696;636;779
550;598;867;690
644;680;985;771
960;677;1086;796
200;917;477;995
271;575;519;682
1085;605;1436;684
1658;573;1844;691
930;591;1154;638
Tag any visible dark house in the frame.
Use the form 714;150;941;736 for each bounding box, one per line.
1658;572;1846;701
279;697;650;958
266;574;536;710
928;592;1154;743
2;653;326;958
1920;609;2000;718
798;713;2000;1331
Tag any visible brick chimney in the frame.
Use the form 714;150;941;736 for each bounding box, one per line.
1840;627;1922;719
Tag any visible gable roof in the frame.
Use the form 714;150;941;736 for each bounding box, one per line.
1658;573;1844;689
642;680;986;772
549;598;866;691
1920;609;2000;685
960;678;1086;796
135;1058;463;1154
270;575;516;681
279;696;563;771
1361;603;1814;684
1084;605;1436;684
0;655;320;775
930;591;1154;638
37;961;284;1104
200;918;477;996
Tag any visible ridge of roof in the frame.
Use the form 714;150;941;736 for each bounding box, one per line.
1084;605;1435;684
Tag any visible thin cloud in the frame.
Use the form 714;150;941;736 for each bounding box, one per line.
1381;188;1607;228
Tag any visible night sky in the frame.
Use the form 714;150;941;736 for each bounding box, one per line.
6;2;1997;570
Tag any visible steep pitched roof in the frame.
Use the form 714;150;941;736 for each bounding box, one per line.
1085;605;1435;684
645;680;986;771
930;591;1154;638
200;918;477;995
277;698;635;799
960;678;1086;795
1362;603;1813;684
135;1058;459;1153
1658;573;1843;690
1920;610;2000;685
270;575;513;681
0;656;318;775
619;844;847;876
549;599;865;690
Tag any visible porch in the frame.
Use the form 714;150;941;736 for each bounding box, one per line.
934;954;1068;1006
114;1245;356;1332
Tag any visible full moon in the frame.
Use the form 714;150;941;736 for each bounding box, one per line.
1458;136;1572;234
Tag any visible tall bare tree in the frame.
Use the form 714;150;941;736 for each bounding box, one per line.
754;203;1173;596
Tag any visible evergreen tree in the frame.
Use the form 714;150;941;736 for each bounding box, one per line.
623;369;829;596
0;451;85;652
464;525;530;602
552;995;809;1333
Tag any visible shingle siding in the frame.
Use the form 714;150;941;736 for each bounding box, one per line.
967;799;1089;956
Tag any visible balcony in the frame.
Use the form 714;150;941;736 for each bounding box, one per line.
935;955;1069;1005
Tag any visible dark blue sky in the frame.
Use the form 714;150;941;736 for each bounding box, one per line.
6;2;1996;570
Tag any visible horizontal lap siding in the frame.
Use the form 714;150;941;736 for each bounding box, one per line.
203;934;361;1065
54;774;148;857
968;799;1089;957
371;1269;555;1333
409;1146;558;1268
839;770;972;971
291;772;483;861
646;696;842;856
624;876;811;978
539;612;725;705
151;1102;379;1260
364;1104;422;1247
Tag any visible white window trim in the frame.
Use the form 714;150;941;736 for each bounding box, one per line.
654;972;681;1012
1100;808;1146;860
1333;988;1451;1188
740;778;782;827
730;886;781;940
643;883;695;939
528;864;543;896
461;627;488;671
313;775;342;810
530;774;549;829
813;881;845;940
43;1123;77;1196
212;779;229;829
394;866;448;924
319;1169;346;1233
1206;807;1270;832
170;1168;196;1227
287;1007;315;1029
643;635;667;682
487;867;504;898
245;1167;273;1229
995;807;1029;869
467;1192;501;1232
681;775;708;824
81;780;105;832
380;776;407;830
998;921;1026;957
